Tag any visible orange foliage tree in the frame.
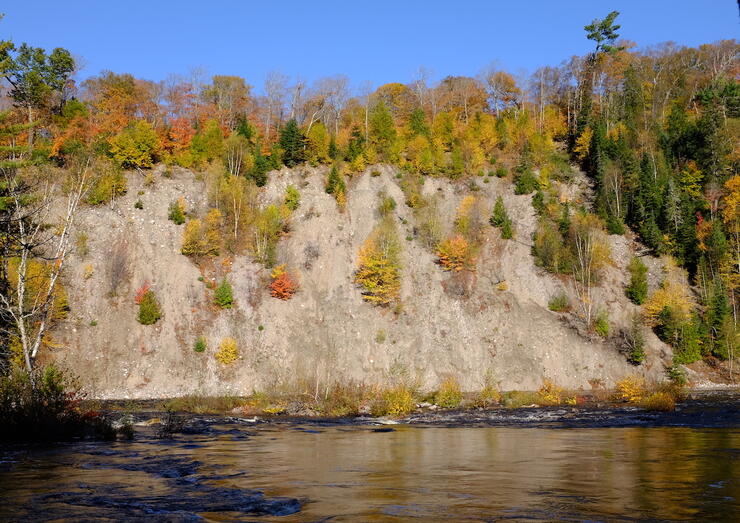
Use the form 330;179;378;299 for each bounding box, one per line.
436;235;475;271
269;264;299;300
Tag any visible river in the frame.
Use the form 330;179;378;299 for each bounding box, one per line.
1;397;738;521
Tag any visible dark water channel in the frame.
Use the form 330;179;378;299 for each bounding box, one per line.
1;396;738;521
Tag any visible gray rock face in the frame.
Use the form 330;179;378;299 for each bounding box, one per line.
51;164;670;399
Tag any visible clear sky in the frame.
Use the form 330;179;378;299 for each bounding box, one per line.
1;1;737;92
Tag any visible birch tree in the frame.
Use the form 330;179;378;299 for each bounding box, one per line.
0;161;89;371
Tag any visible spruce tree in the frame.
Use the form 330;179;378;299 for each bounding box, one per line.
279;119;305;167
490;196;508;227
214;279;234;309
325;165;345;195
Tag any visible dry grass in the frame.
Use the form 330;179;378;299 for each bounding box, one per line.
434;378;463;408
639;391;676;411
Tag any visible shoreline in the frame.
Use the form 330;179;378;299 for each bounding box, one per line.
100;388;740;430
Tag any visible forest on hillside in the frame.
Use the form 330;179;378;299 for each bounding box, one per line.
0;10;738;380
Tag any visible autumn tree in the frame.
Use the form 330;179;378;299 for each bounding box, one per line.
355;217;401;306
108;120;161;169
269;264;299;300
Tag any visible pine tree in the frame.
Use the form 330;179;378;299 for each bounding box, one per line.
214;279;234;309
137;290;162;325
325;165;345;195
626;257;648;304
279;119;305;167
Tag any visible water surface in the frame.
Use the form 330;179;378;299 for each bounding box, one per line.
1;409;738;521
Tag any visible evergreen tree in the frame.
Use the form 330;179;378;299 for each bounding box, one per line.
137;290;162;325
248;144;269;186
214;279;234;309
346;126;365;162
625;257;648;305
325;165;345;195
490;196;509;227
279;119;305;167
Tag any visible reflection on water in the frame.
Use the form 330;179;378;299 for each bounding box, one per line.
1;422;738;521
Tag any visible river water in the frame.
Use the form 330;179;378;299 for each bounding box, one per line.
1;401;738;521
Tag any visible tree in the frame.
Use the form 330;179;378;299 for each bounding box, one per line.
279;119;305;167
481;68;521;116
355;218;401;306
214;279;234;309
137;289;162;325
325;165;345;195
0;43;75;146
201;75;251;130
181;219;204;256
584;11;622;55
306;121;330;164
369;101;397;160
108;120;161;169
0;161;89;371
569;213;611;326
490;195;509;227
269;264;299;300
626;257;648;304
223;133;252;176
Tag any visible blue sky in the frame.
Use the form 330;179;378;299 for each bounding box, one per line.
2;1;737;92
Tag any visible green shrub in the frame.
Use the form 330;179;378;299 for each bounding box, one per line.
666;363;687;385
490;195;508;227
325;165;345;195
548;292;570;312
86;170;127;205
0;365;115;442
193;336;207;353
626;315;646;365
501;219;513;239
134;199;143;209
168;199;186;225
503;390;539;408
594;310;610;337
214;279;234;309
533;219;572;274
514;169;538;194
377;192;396;217
495;166;507;178
284;185;301;211
435;378;462;408
626;257;648;305
137;290;162;325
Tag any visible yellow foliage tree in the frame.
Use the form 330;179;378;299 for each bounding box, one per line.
181;219;204;256
215;337;239;365
643;261;694;326
355;218;401;306
203;208;223;256
574;127;593;161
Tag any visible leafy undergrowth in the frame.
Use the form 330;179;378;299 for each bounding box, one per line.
129;378;689;420
615;375;686;411
0;365;123;443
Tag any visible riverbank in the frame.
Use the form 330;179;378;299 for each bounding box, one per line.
100;388;739;432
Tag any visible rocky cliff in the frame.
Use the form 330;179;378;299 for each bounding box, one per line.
48;165;672;399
